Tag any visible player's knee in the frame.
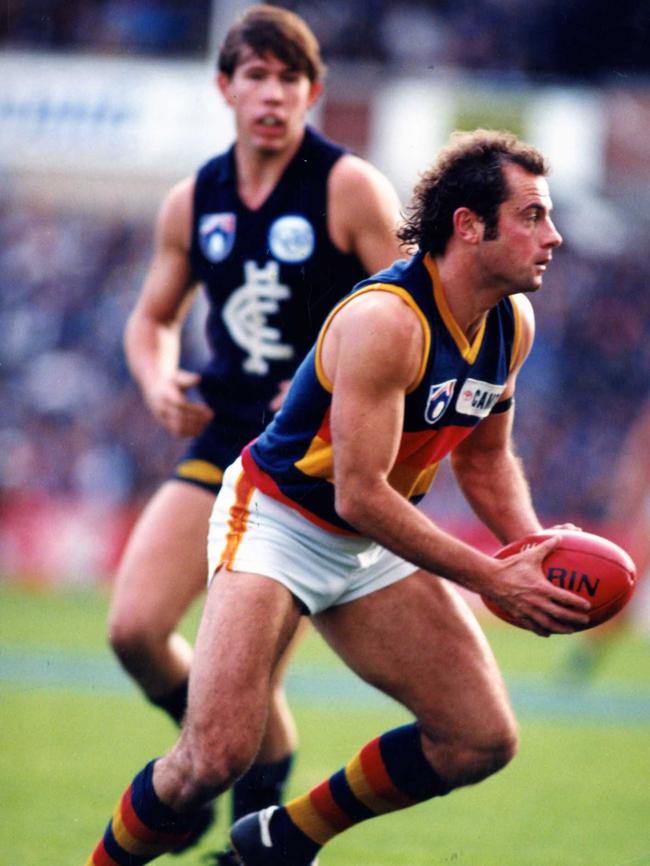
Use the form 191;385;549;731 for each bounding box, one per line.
425;719;519;790
480;722;519;775
107;611;152;667
466;722;518;782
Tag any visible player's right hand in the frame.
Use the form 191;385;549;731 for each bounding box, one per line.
145;369;214;437
486;536;591;637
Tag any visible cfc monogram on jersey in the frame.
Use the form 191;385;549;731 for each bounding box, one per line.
222;261;295;375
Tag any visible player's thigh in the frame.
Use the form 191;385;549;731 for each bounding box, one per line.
186;568;303;757
313;570;515;745
110;480;216;635
271;615;310;687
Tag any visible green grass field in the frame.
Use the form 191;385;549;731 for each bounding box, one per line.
2;582;650;866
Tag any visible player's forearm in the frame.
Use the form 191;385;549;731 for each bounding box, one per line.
335;478;498;595
124;313;182;395
453;448;542;544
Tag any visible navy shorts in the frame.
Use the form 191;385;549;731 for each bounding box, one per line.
173;414;259;494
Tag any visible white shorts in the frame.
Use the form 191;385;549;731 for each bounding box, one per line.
207;457;418;615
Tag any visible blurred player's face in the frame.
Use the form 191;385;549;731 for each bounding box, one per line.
478;163;563;294
218;48;322;155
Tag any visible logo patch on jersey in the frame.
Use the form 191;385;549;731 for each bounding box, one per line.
222;260;294;375
424;380;457;424
199;213;236;262
455;379;505;418
268;215;315;263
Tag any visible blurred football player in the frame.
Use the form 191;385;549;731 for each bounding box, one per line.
106;4;403;857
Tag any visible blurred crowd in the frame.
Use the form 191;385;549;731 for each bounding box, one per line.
3;0;649;80
2;0;650;532
1;192;649;525
0;197;190;509
1;0;212;57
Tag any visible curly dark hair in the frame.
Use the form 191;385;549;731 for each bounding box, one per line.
218;4;325;82
397;129;550;256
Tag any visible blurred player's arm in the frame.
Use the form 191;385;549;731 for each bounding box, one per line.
269;155;405;415
124;177;214;438
327;153;404;273
450;294;542;544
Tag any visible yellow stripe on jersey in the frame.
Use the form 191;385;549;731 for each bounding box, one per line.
176;459;224;485
508;293;523;372
314;283;432;394
388;461;440;500
425;253;486;364
294;435;335;480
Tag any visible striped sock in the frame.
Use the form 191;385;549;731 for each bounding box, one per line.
271;724;448;860
86;760;195;866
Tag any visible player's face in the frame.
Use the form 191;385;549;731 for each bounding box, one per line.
478;163;563;295
218;48;322;155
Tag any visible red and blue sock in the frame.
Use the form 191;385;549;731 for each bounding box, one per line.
267;723;449;862
86;760;195;866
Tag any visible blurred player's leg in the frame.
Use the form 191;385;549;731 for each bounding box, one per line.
86;571;303;866
108;480;212;711
108;479;300;852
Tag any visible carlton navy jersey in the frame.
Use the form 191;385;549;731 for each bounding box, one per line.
189;125;367;429
242;251;523;534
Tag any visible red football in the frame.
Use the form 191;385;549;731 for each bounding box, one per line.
482;529;637;631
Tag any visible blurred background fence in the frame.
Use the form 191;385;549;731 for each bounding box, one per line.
2;0;650;590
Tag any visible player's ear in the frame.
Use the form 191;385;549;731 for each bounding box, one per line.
217;72;235;105
453;207;483;244
307;79;324;109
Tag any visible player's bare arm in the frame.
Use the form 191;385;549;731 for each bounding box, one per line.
327;154;404;272
125;177;214;437
324;293;589;634
324;293;514;586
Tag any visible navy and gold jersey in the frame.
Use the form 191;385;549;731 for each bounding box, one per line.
189;125;367;432
243;251;523;533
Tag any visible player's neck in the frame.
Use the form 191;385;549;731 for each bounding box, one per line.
234;134;303;210
435;254;498;343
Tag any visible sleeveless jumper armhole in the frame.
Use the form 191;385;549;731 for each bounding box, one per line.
314;283;432;394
